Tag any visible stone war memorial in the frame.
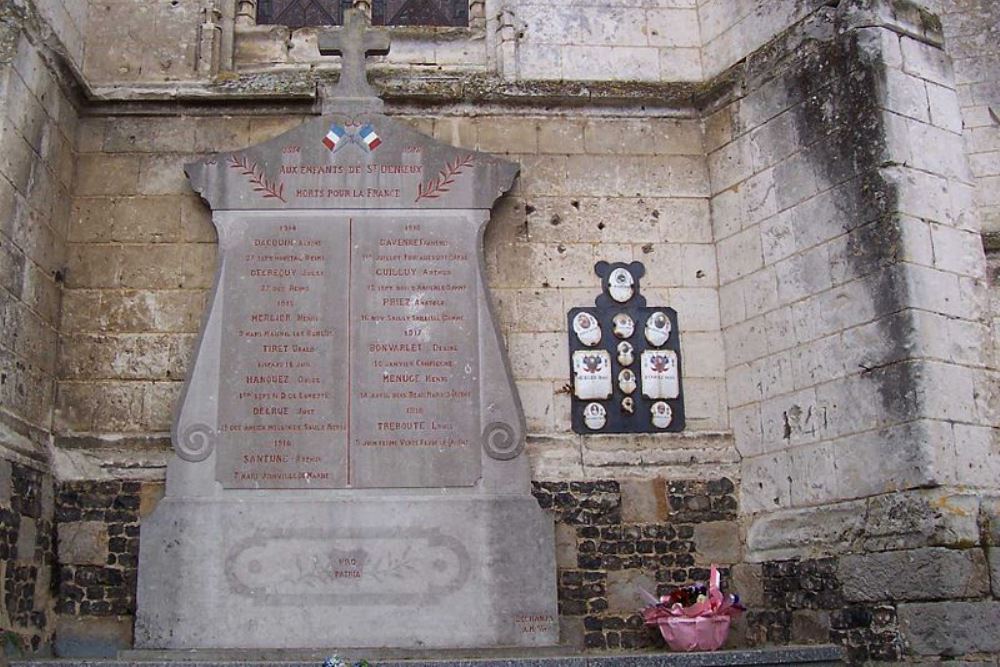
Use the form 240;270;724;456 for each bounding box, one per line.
135;9;558;649
2;0;1000;663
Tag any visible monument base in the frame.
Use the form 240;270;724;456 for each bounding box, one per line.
111;646;847;666
135;494;558;649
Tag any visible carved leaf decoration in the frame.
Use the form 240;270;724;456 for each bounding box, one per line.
415;154;474;203
228;155;287;203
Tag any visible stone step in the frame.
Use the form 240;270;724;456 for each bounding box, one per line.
13;645;843;667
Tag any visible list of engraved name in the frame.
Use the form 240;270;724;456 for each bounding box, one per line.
220;219;349;488
348;217;480;486
218;214;480;488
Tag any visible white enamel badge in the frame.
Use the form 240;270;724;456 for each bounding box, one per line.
608;267;634;303
572;350;613;400
640;350;679;400
612;313;635;339
644;311;671;347
572;311;602;346
618;368;637;395
651;401;673;429
583;402;607;430
616;341;634;366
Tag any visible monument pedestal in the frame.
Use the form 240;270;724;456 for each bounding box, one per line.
136;492;556;648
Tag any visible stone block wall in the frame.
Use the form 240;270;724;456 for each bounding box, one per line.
81;0;855;87
0;3;77;459
697;0;829;78
746;557;906;662
31;0;86;70
4;0;1000;660
58;112;735;480
506;0;702;81
54;110;737;651
532;477;740;649
709;6;884;513
480;114;734;481
697;3;1000;660
0;1;78;654
708;3;994;516
940;0;1000;235
83;0;203;84
38;474;742;653
739;493;1000;660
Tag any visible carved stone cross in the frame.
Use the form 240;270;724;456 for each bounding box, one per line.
318;8;390;102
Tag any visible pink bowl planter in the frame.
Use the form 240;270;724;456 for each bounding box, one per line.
657;615;731;652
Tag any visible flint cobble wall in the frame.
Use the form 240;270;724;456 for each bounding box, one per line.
46;476;743;653
0;461;55;654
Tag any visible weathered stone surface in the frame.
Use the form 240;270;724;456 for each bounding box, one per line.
745;503;865;562
605;569;656;615
0;460;55;651
137;496;557;649
559;617;585;650
0;560;9;631
0;458;11;504
731;563;764;609
55;480;144;620
745;490;985;562
839;547;989;603
619;478;666;523
862;490;981;551
15;516;35;562
57;520;109;566
138;482;164;520
555;522;578;570
980;496;1000;546
532;480;621;527
898;601;1000;656
693;520;741;565
989;547;1000;599
54;615;133;658
791;610;830;644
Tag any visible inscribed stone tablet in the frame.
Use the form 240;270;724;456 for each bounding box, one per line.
216;212;349;488
349;210;481;488
178;113;523;490
213;210;483;488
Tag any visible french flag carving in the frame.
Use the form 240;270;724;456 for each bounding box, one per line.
322;123;346;151
359;124;382;151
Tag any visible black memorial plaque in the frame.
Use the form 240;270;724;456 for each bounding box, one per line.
568;261;685;434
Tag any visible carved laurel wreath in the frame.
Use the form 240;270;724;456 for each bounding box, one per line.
228;155;287;203
415;154;475;203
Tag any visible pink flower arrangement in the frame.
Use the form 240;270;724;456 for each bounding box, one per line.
640;565;745;651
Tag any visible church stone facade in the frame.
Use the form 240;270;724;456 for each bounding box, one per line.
1;0;999;661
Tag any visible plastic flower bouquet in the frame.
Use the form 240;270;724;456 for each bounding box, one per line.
641;565;745;652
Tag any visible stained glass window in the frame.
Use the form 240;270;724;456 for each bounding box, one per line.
257;0;468;28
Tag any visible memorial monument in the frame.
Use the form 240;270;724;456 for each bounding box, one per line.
134;10;558;649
